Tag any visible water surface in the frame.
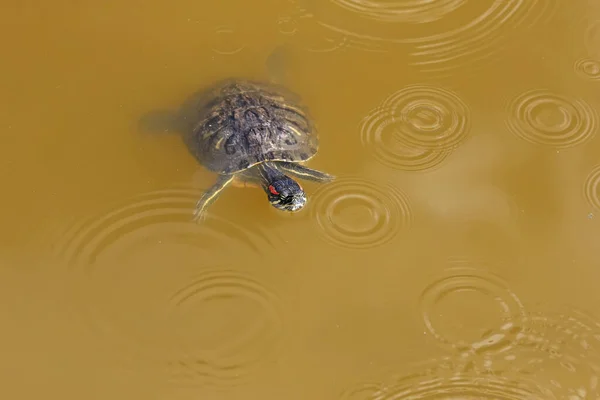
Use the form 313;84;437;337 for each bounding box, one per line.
1;0;600;399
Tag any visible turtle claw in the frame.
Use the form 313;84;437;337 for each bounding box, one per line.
191;174;234;223
192;211;208;223
192;198;210;223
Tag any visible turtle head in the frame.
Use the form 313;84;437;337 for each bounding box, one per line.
265;177;306;212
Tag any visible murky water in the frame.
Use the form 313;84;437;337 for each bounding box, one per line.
2;0;600;398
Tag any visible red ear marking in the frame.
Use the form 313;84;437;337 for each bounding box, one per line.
268;185;279;195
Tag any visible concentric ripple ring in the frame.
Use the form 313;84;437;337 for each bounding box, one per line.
330;0;467;23
574;57;600;80
338;357;554;399
311;177;413;249
373;85;471;151
52;186;284;386
419;260;526;353
168;269;284;385
584;164;600;211
54;185;277;270
314;0;558;76
506;89;597;148
360;102;454;171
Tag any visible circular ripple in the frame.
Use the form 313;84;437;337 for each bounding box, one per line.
506;89;597;148
55;186;278;269
211;26;244;55
339;382;385;400
339;357;555;399
360;104;452;171
574;58;600;80
277;16;298;36
377;374;550;399
360;85;469;169
419;259;526;353
279;5;383;53
492;304;600;399
384;85;470;150
300;17;355;53
310;177;413;249
584;164;600;210
331;0;466;23
53;186;284;386
167;269;283;385
360;112;453;171
310;0;557;76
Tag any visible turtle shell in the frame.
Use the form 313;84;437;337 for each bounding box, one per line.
184;80;319;174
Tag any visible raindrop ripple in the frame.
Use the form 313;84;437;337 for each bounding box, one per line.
211;26;244;55
311;177;413;249
584;164;600;211
504;303;600;398
360;85;469;170
53;186;284;386
574;57;600;80
168;268;284;386
419;259;526;353
330;0;466;24
506;89;597;148
317;0;557;75
55;185;277;270
339;357;554;399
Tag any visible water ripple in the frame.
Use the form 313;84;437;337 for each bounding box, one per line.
501;304;600;399
360;107;453;171
276;3;384;53
330;0;466;24
505;89;597;148
584;164;600;211
419;258;526;354
211;26;245;55
310;177;413;249
574;57;600;80
167;269;283;386
55;186;277;270
360;85;470;171
53;186;284;385
311;0;557;76
277;15;299;36
339;357;555;399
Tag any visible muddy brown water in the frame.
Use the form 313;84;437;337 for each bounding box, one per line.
1;0;600;399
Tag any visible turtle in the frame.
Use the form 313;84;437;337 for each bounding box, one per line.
141;78;335;221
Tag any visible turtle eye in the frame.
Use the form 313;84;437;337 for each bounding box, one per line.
268;185;279;195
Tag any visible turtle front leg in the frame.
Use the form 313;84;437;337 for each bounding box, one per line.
277;162;335;182
193;174;235;222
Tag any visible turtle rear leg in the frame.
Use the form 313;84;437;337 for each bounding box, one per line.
277;162;335;182
193;174;235;222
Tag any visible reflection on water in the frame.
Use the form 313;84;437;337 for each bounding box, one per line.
2;0;600;399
